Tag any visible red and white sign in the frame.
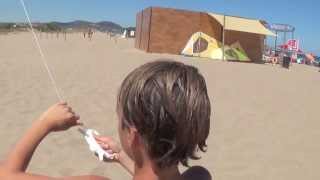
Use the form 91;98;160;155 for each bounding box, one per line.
287;39;299;51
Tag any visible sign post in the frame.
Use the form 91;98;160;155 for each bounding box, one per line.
287;39;299;51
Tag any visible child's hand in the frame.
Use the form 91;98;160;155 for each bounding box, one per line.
95;135;134;174
39;102;82;132
94;136;122;161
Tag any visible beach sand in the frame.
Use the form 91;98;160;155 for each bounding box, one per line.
0;32;320;179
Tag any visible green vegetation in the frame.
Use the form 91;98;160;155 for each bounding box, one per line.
0;23;15;31
36;23;62;32
0;22;63;32
0;20;124;33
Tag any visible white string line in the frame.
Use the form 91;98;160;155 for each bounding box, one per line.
19;0;63;101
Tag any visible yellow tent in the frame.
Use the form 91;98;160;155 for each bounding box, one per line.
181;32;250;61
182;13;275;61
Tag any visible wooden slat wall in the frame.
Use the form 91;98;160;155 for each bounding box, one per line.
140;8;152;51
200;13;223;42
135;8;223;55
135;11;142;49
225;30;264;62
135;8;152;51
148;7;201;54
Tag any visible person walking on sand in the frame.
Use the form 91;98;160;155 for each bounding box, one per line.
88;28;93;41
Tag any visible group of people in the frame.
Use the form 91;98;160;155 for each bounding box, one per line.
82;29;120;44
264;50;301;69
264;51;290;67
0;60;212;180
39;31;68;41
107;32;119;43
83;28;94;40
264;49;320;71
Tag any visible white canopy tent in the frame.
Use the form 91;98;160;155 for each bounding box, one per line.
208;13;276;36
206;12;276;60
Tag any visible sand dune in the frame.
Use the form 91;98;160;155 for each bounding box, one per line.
0;32;320;179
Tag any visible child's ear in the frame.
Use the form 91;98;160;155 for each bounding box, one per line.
128;127;145;167
127;127;139;147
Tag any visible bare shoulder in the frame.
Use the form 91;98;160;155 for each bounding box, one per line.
62;175;110;180
182;166;212;180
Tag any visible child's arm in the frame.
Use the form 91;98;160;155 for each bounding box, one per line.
0;102;80;172
1;119;51;172
95;136;134;175
0;103;107;180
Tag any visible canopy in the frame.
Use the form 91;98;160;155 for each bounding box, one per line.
208;13;276;36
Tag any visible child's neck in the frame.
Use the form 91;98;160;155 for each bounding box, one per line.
133;159;182;180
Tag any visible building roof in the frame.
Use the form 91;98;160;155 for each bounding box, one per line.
208;13;276;36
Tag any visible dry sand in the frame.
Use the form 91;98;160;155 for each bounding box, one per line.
0;32;320;179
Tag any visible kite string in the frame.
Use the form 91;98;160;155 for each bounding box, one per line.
19;0;63;101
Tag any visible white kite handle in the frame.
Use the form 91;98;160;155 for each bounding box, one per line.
81;128;116;161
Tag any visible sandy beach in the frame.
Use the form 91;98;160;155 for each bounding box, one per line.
0;32;320;179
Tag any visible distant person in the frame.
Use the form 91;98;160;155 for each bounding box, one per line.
64;31;67;41
107;32;112;40
114;35;118;44
291;52;297;63
109;32;118;44
0;60;212;180
109;32;115;40
88;29;93;41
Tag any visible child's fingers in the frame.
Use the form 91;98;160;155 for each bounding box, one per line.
73;114;80;121
97;141;107;147
101;144;109;150
106;149;113;154
67;113;79;122
68;116;82;127
58;101;67;106
97;141;110;149
64;106;73;112
94;136;112;143
94;136;104;142
76;120;83;126
94;135;104;139
97;141;111;150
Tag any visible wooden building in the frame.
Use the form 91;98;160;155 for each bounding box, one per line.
135;7;275;62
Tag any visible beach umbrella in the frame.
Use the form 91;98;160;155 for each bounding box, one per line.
305;53;315;62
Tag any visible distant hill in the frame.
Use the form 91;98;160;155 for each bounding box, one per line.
0;20;124;33
51;20;123;32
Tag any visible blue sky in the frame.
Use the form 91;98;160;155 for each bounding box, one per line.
0;0;319;54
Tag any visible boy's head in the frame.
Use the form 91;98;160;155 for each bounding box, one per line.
117;60;211;168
